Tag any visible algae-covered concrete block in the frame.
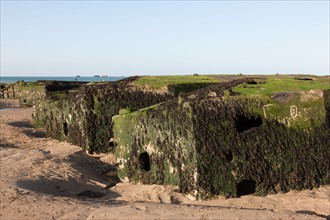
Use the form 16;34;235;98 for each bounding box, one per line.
113;77;330;199
33;77;175;153
113;100;198;194
33;75;329;199
5;80;86;107
34;76;218;153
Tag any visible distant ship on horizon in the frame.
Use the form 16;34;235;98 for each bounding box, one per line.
92;75;109;77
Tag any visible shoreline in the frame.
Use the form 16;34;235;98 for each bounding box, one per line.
0;76;125;84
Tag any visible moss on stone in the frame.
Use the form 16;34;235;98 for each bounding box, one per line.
34;76;221;153
113;78;330;199
32;75;330;199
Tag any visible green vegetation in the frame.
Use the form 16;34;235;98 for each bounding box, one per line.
119;108;134;115
230;76;329;97
30;75;329;199
223;76;329;129
134;75;219;89
113;94;329;199
113;99;197;191
113;77;330;199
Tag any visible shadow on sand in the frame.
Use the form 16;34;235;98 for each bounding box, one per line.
8;121;34;128
0;140;19;148
22;130;46;138
7;120;46;138
296;210;330;219
16;150;123;205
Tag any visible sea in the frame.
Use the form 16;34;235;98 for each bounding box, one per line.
0;76;125;83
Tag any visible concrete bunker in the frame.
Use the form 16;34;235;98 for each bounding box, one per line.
32;76;222;153
113;87;330;199
33;77;330;199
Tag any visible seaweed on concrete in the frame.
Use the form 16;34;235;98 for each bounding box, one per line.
113;77;330;199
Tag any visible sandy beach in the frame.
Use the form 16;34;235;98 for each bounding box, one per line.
0;99;329;219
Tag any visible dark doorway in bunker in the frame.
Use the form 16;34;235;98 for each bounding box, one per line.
224;150;233;162
236;179;256;196
63;122;68;136
235;115;262;132
108;137;115;148
246;80;258;85
139;152;151;172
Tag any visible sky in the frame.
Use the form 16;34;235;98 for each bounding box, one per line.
0;1;329;77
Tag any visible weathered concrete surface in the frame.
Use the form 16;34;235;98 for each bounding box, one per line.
30;76;330;199
0;81;86;107
33;76;220;153
33;77;176;153
113;79;330;199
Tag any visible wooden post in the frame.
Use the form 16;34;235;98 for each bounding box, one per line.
12;85;15;98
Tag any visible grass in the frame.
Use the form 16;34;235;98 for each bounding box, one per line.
223;75;329;129
230;75;329;97
133;75;220;90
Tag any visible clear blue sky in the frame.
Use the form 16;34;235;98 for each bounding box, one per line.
1;1;329;76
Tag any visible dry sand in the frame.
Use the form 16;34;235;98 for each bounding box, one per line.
0;99;329;219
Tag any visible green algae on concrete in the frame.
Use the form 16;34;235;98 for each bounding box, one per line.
113;100;197;192
33;76;220;154
224;75;329;129
11;81;46;107
7;80;86;107
113;77;330;199
32;75;330;199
